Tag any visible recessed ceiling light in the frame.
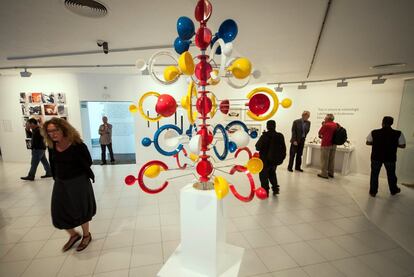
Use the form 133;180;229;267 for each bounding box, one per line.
298;82;307;90
64;0;108;18
370;63;407;70
372;75;386;85
275;83;283;92
337;79;348;87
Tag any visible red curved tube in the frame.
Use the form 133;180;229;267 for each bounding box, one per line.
137;160;169;194
174;148;188;169
228;165;256;202
234;147;252;159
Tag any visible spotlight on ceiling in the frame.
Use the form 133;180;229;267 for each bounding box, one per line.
275;83;283;92
372;75;386;85
20;68;32;78
337;79;348;87
97;40;109;54
298;82;307;90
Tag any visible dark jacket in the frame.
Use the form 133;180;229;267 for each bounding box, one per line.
290;119;311;143
30;127;46;150
371;127;402;162
255;130;286;165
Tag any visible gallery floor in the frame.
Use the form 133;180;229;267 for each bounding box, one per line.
0;161;413;277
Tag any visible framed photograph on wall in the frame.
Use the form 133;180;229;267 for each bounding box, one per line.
28;105;42;115
21;104;29;116
42;93;55;104
25;138;32;150
44;104;58;116
246;124;262;136
224;108;243;121
57;105;67;116
56;93;66;104
31;92;42;103
19;92;27;103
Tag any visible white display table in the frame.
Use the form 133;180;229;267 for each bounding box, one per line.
158;184;244;277
303;143;355;175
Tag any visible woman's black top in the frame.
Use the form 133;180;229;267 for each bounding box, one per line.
49;142;95;182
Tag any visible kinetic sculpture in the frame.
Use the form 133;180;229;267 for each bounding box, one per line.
125;0;291;202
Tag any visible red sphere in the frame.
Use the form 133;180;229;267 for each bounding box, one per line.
196;95;213;115
155;94;177;117
255;187;268;199
196;159;213;178
125;175;136;186
195;26;212;50
194;0;212;23
219;99;230;114
248;93;270;115
197;127;213;149
195;60;213;83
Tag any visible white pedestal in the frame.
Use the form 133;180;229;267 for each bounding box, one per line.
158;184;244;277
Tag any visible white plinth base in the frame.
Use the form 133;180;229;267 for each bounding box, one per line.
157;184;244;277
158;244;244;277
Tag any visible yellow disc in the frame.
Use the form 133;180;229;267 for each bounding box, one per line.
144;164;162;178
189;153;199;162
227;57;252;79
186;81;198;124
178;51;195;75
210;93;217;118
214;176;229;200
246;157;264;174
129;104;138;113
281;98;292;108
208;69;220;85
246;87;279;121
163;66;180;82
138;91;162;122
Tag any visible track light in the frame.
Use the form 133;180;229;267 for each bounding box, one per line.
372;75;386;84
275;83;283;92
20;68;32;77
298;82;307;90
97;40;109;54
337;79;348;87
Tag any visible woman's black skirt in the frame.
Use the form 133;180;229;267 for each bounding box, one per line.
51;174;96;229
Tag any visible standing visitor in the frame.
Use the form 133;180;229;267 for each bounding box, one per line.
288;111;311;172
99;116;115;165
317;114;337;179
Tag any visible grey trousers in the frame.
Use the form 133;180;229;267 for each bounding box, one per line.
320;145;336;177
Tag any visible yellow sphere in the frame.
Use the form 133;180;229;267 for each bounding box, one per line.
228;57;252;79
246;157;264;174
178;51;195;75
281;98;292;108
129;104;138;113
189;153;199;162
214;176;229;200
181;95;189;109
164;66;180;82
144;164;162;178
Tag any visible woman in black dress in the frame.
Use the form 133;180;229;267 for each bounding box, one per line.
42;117;96;252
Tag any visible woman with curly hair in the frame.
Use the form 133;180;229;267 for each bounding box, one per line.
42;117;96;252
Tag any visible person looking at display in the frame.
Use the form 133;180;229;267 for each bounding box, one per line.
42;117;96;252
21;118;52;181
288;111;311;172
98;116;115;165
366;116;406;197
255;120;286;196
317;114;337;179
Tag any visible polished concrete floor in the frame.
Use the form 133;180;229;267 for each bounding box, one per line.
0;161;413;277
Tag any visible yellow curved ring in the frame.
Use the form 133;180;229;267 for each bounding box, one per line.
210;93;217;118
187;81;198;124
246;87;279;121
138;91;162;122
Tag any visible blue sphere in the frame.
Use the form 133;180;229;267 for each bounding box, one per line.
229;141;237;153
177;16;195;40
141;137;152;147
174;37;191;54
250;131;258;139
218;19;238;43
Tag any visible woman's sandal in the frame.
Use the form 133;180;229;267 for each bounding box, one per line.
62;233;81;252
76;233;92;252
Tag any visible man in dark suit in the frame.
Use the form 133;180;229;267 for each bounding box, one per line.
288;111;311;172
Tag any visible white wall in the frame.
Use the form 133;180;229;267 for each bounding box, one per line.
0;73;405;176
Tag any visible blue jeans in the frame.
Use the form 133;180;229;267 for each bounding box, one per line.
28;149;51;178
369;160;399;194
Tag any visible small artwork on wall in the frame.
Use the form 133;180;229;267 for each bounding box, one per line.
28;105;42;115
44;104;58;116
56;93;66;104
22;116;29;127
224;108;243;121
42;93;55;104
247;124;262;136
31;92;42;103
25;138;32;150
21;104;29;116
57;105;67;116
19;92;27;103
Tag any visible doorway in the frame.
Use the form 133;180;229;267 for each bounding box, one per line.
80;101;136;164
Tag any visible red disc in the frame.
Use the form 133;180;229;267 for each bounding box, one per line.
155;94;177;117
219;99;230;114
196;95;213;115
248;93;270;115
125;175;136;186
195;26;212;50
197;127;213;148
195;60;213;83
195;0;212;23
196;159;213;177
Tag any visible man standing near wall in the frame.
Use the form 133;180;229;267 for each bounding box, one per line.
99;116;115;165
21;118;52;181
317;114;337;179
288;111;311;172
366;116;406;197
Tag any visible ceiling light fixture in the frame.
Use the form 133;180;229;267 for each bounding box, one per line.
337;79;348;87
372;75;386;85
20;68;32;78
275;83;283;92
298;82;307;90
64;0;108;18
370;63;407;70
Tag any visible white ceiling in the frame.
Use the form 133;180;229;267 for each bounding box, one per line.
1;0;414;82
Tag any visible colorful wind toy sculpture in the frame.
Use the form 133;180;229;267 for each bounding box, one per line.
125;0;292;202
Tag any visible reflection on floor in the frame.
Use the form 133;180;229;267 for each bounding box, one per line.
91;146;136;165
0;161;413;277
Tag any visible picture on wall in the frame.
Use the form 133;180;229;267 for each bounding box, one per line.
31;92;42;103
21;104;29;116
57;105;67;116
44;104;58;116
224;108;243;121
42;93;55;104
28;105;42;115
247;124;262;136
22;116;29;127
56;93;66;104
19;92;27;103
25;138;32;150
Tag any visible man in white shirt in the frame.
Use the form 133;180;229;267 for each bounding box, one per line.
99;116;115;165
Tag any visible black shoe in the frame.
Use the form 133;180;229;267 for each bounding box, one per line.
369;192;376;197
287;168;293;172
317;174;329;179
272;190;279;196
391;188;401;196
328;174;334;178
295;168;304;172
41;174;52;178
21;176;34;181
